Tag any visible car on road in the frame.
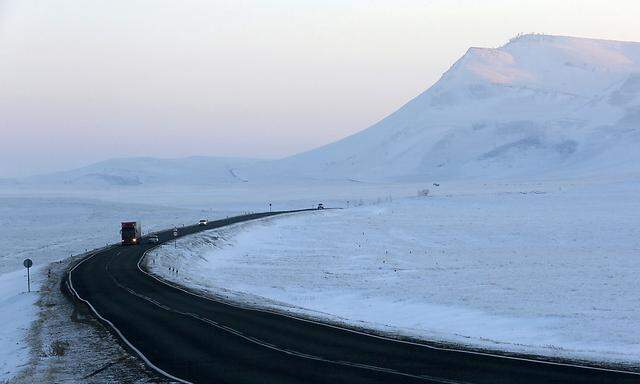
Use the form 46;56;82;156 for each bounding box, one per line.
147;234;159;243
198;219;208;226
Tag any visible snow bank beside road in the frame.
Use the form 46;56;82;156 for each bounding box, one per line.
149;182;640;366
0;267;42;381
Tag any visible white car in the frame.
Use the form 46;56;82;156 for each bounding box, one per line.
198;219;208;226
148;234;159;243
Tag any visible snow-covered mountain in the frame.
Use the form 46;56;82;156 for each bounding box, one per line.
29;156;262;186
25;35;640;186
259;34;640;182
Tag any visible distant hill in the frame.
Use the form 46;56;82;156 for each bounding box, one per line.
28;156;263;186
258;34;640;182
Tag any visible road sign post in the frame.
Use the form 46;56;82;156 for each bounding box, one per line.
173;228;178;248
23;258;33;292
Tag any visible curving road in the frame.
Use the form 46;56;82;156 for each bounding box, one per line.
66;210;639;383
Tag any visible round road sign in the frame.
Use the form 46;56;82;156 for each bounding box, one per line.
23;259;33;268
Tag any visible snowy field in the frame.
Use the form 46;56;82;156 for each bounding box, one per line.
0;193;214;382
0;181;418;382
148;179;640;366
0;267;45;381
0;196;220;275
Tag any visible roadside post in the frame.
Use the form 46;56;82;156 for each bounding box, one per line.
23;258;33;292
173;227;178;248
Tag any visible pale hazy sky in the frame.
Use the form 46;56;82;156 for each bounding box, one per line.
1;0;640;177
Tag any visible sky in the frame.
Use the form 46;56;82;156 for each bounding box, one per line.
1;0;640;177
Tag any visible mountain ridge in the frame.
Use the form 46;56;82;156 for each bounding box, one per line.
26;156;263;186
255;34;640;182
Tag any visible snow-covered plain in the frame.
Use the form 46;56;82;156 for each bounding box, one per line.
0;267;44;381
0;196;217;275
0;181;418;382
0;193;214;382
149;179;640;366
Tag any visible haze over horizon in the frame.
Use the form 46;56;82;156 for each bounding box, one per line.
2;0;640;177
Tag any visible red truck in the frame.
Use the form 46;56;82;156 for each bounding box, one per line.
121;221;142;245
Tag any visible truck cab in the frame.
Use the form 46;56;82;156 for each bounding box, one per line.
121;221;142;245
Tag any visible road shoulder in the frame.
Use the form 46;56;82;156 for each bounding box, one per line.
8;255;167;384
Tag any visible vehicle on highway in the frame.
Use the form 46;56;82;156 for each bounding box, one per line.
147;234;159;244
317;203;324;210
198;219;208;226
121;221;142;245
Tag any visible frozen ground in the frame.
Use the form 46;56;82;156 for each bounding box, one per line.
0;268;41;381
0;194;212;383
7;256;165;384
148;179;640;367
0;188;240;382
0;195;219;275
0;181;418;382
0;180;420;276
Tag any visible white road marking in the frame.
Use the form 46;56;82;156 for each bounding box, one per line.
68;248;193;384
105;254;454;383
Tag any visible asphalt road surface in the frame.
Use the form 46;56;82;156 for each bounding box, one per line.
66;210;639;384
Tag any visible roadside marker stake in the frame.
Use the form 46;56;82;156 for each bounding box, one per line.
23;258;33;292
